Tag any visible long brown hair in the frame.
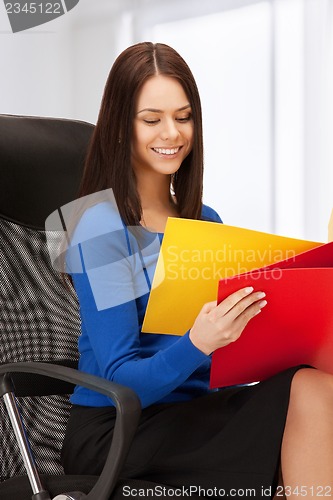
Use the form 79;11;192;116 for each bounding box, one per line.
78;42;204;225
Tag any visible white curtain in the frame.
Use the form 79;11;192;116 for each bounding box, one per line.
302;0;333;241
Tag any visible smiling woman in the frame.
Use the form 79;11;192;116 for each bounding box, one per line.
60;42;333;498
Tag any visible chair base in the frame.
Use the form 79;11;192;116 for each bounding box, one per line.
0;474;97;500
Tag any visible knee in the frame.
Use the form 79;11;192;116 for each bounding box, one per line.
288;368;333;418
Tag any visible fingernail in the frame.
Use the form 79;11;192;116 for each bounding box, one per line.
245;287;254;293
259;300;267;308
257;292;266;299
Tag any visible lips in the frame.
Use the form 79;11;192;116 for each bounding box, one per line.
152;146;182;155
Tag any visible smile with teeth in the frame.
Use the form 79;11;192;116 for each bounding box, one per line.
152;146;182;155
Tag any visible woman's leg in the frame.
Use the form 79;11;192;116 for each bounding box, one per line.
281;368;333;497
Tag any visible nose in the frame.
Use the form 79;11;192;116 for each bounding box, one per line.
160;118;180;142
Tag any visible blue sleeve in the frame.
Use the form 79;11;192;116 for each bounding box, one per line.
68;203;209;408
201;204;223;223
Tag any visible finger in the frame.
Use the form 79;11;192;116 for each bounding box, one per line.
232;298;267;334
226;291;266;322
214;286;255;318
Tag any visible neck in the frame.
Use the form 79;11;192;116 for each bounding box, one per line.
134;170;179;233
136;171;174;210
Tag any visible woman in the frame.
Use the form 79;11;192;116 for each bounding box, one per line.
61;42;333;497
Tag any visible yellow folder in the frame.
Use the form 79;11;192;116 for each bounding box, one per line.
142;218;322;335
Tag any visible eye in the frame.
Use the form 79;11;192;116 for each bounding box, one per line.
176;114;192;123
143;119;160;125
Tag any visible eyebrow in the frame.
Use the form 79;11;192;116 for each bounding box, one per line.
137;104;191;114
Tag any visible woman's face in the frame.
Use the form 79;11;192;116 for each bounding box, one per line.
132;74;194;178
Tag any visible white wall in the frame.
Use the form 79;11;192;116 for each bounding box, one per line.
274;0;305;238
0;6;73;118
303;0;333;241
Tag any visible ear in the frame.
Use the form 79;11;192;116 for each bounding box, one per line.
328;209;333;242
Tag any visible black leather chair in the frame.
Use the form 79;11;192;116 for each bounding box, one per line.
0;115;144;499
0;114;203;500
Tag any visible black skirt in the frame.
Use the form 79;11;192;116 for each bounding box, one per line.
61;366;305;497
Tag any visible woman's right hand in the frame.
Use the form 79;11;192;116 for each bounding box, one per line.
189;287;267;355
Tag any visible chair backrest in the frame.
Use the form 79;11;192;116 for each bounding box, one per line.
0;114;94;482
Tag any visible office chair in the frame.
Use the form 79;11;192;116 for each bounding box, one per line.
0;114;177;500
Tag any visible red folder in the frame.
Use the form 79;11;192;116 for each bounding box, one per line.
210;241;333;388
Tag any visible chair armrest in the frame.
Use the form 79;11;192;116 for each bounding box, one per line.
0;362;141;500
